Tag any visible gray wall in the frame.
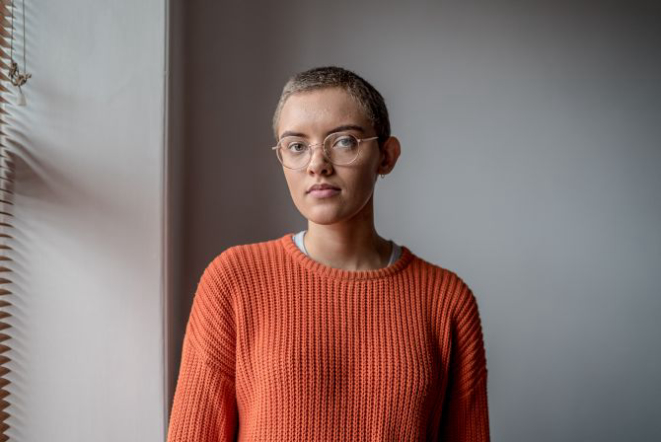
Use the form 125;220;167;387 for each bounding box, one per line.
6;0;168;440
170;0;661;440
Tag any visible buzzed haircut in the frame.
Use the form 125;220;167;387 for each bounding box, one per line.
272;66;391;149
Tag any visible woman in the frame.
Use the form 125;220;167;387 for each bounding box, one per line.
167;66;490;441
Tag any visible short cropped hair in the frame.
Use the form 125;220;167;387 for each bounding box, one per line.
272;66;391;148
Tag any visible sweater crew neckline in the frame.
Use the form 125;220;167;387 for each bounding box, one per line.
279;232;414;281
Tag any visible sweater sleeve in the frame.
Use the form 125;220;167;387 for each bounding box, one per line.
438;285;490;441
167;255;239;442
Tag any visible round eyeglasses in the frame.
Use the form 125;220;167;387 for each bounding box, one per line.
271;132;379;170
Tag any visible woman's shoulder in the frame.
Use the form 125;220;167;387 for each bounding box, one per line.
407;249;465;281
207;234;286;274
407;250;477;304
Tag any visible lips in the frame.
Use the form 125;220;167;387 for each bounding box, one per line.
307;183;340;193
308;187;340;198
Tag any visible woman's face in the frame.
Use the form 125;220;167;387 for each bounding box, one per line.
276;87;384;226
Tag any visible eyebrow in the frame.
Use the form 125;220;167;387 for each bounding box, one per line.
279;124;366;140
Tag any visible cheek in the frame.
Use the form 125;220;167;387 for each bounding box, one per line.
283;171;303;199
354;158;380;189
342;168;377;202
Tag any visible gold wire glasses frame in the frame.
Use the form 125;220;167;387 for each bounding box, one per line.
271;132;379;170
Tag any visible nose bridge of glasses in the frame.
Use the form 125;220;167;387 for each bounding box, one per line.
307;139;331;156
307;142;331;167
307;141;325;150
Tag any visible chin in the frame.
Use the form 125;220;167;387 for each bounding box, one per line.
301;206;347;225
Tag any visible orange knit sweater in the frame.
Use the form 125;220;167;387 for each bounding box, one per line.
167;233;490;441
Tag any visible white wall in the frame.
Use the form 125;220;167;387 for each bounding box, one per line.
5;0;167;440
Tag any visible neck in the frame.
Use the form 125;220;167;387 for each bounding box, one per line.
304;199;392;271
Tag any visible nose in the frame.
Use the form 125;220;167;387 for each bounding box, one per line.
307;143;333;176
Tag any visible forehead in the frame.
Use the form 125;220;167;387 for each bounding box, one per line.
278;87;371;137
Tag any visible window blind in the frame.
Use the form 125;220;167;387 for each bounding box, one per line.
0;1;14;441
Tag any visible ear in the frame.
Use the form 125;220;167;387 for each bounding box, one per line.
377;136;401;176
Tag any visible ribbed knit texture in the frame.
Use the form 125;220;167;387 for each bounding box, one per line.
167;232;490;441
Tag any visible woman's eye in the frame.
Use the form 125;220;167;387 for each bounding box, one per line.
334;136;357;148
288;143;307;152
